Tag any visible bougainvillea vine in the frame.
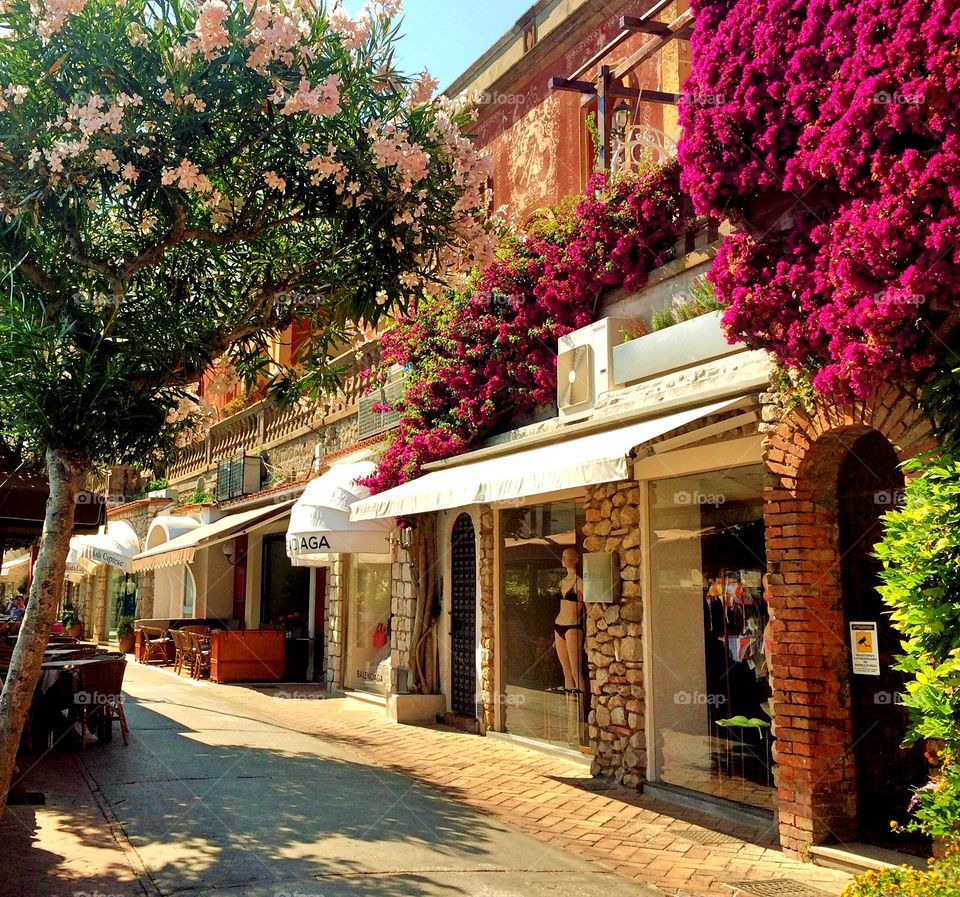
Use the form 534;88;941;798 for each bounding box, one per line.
362;160;690;493
678;0;960;400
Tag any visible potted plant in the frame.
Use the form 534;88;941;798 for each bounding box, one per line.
116;616;136;654
61;605;83;639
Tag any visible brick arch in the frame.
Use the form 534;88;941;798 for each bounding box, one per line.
761;384;936;854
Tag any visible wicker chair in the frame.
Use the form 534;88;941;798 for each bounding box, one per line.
170;629;193;676
185;630;210;679
139;625;172;665
75;656;129;749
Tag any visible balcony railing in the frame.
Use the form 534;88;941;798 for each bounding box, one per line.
167;340;381;486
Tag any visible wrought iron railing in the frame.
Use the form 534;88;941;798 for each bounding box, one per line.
166;340;382;485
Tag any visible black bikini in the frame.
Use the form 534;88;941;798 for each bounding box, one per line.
554;587;583;637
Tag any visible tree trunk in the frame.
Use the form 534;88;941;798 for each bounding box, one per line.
0;448;81;819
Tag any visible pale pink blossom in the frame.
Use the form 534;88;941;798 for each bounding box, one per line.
264;170;286;192
280;75;340;116
35;0;87;41
196;0;230;58
121;162;139;181
161;158;214;193
5;85;28;105
407;69;438;107
94;147;119;173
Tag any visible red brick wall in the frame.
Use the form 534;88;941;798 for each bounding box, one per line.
472;0;680;221
761;385;936;853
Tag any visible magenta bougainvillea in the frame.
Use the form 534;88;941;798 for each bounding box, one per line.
678;0;960;399
361;161;689;493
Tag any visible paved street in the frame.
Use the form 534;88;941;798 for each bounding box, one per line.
1;663;852;897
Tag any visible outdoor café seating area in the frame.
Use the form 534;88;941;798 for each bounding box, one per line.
134;619;286;684
0;626;129;751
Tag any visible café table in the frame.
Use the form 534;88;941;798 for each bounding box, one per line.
35;657;119;747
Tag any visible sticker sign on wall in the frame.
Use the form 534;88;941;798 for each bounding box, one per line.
850;621;881;676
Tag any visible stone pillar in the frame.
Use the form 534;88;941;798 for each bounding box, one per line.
324;556;344;689
582;481;646;787
137;570;155;620
477;507;496;733
390;541;415;692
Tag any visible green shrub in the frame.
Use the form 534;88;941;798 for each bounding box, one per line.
650;276;723;331
876;454;960;840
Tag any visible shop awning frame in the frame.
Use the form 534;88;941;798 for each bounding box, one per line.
285;462;392;566
75;520;141;574
131;501;295;572
350;397;753;521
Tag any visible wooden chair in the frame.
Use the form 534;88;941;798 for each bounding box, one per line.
140;625;172;665
180;625;211;636
185;631;210;679
170;629;193;676
75;657;129;749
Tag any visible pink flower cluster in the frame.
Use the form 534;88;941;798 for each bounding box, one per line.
281;75;340;117
678;0;960;399
360;162;688;494
196;0;230;58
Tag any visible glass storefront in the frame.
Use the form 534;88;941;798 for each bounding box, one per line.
500;499;588;751
105;568;138;637
344;555;392;695
261;534;311;680
648;464;773;809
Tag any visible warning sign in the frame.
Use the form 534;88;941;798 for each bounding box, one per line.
850;621;881;676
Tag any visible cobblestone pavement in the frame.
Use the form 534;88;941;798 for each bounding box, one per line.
149;665;854;897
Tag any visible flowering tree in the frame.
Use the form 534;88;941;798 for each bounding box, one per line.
363;161;689;494
678;0;960;400
0;0;493;812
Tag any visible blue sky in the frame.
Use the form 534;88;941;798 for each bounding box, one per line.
345;1;533;89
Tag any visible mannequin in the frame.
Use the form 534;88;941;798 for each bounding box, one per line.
553;547;584;691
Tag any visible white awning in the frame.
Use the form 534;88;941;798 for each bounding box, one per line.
75;520;141;573
65;538;98;582
350;397;750;520
0;551;31;582
286;462;392;566
131;501;295;572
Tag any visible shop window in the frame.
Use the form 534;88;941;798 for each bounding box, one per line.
106;568;138;636
344;555;392;695
648;465;773;809
500;499;588;751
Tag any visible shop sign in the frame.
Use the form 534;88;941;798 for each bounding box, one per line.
583;551;618;603
286;534;332;554
850;621;881;676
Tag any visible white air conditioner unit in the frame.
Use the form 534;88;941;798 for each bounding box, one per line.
358;365;406;439
557;318;627;423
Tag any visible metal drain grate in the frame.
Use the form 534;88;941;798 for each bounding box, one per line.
677;828;741;845
725;880;834;897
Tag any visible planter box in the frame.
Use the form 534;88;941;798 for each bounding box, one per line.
386;693;446;725
210;629;285;683
612;311;746;386
147;488;177;500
